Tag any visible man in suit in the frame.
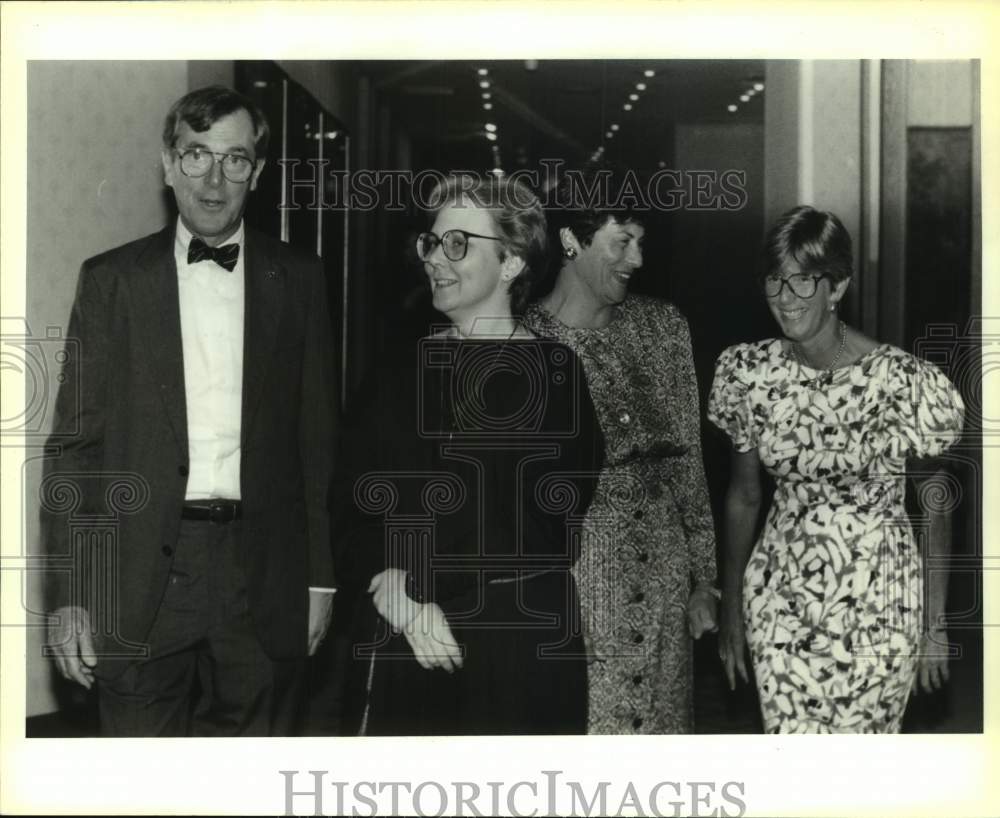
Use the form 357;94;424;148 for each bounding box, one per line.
43;85;337;736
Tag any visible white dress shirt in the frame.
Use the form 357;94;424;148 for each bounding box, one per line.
174;218;244;501
173;220;336;596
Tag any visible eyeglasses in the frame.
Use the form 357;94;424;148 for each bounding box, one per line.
417;230;502;262
761;272;829;299
174;148;256;183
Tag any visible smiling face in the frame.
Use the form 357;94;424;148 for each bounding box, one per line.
424;198;522;330
161;109;264;246
766;263;849;344
567;217;644;308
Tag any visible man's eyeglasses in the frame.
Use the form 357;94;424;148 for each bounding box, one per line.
417;230;502;262
174;148;256;184
761;272;829;299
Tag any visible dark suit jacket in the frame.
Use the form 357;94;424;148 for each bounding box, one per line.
42;223;336;671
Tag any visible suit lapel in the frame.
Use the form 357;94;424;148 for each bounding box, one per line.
241;229;285;445
130;225;188;454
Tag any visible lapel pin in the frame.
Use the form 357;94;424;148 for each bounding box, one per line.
266;269;279;280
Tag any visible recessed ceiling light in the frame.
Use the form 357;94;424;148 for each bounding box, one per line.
728;104;738;113
636;83;647;91
658;160;667;168
482;92;491;100
644;69;655;78
610;124;620;131
485;123;497;132
479;81;490;89
478;68;489;76
605;131;613;138
754;82;765;91
746;88;756;97
486;133;497;141
740;94;750;103
629;93;639;101
623;103;633;111
483;103;493;110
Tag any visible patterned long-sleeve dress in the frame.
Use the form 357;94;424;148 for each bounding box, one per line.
525;295;717;734
707;340;964;733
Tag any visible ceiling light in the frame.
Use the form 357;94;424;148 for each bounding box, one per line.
746;88;756;97
728;104;738;113
636;83;647;91
658;160;667;168
486;132;497;141
623;103;633;111
492;168;504;175
629;93;639;101
524;59;538;71
754;82;765;91
740;94;750;103
610;123;620;131
483;103;493;110
644;70;655;77
605;131;613;138
482;92;491;100
479;80;490;89
478;68;489;76
485;123;497;132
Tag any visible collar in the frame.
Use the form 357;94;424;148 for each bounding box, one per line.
175;218;246;255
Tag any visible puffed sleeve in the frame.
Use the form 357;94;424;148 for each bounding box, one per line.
882;353;965;459
707;344;758;453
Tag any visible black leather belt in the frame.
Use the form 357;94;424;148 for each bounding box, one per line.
181;500;242;524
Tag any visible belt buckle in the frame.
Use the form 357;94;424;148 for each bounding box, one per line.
209;502;232;524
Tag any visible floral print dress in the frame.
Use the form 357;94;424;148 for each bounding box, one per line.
526;296;717;734
708;340;964;733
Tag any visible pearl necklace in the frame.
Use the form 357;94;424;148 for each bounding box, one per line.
794;320;847;384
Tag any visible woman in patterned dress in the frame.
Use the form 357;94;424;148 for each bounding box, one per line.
525;180;718;734
708;206;964;733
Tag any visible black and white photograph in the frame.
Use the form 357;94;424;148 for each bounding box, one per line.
1;2;996;816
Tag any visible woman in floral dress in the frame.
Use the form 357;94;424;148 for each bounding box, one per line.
708;206;964;733
525;180;718;734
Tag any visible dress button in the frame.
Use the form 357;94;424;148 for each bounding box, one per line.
632;632;644;644
618;410;631;426
632;675;642;685
178;464;189;477
633;591;645;603
638;551;649;563
632;716;643;729
633;508;644;520
161;545;173;557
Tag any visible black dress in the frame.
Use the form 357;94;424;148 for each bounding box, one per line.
335;336;604;735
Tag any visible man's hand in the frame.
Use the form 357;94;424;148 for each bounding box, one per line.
687;586;719;639
48;606;97;689
307;590;334;656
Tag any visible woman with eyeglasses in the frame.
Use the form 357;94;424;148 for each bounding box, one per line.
336;175;603;735
707;206;964;733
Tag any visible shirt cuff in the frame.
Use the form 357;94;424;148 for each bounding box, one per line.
308;586;338;594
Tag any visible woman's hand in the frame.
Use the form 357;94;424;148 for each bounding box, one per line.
368;569;463;672
402;603;463;673
687;586;719;639
913;627;950;695
368;568;421;632
718;599;750;691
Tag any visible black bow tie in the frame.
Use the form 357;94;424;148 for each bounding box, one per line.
187;236;240;272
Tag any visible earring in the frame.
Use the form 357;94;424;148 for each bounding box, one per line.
563;247;577;259
829;302;837;312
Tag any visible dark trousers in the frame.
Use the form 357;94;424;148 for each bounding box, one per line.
97;518;304;737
